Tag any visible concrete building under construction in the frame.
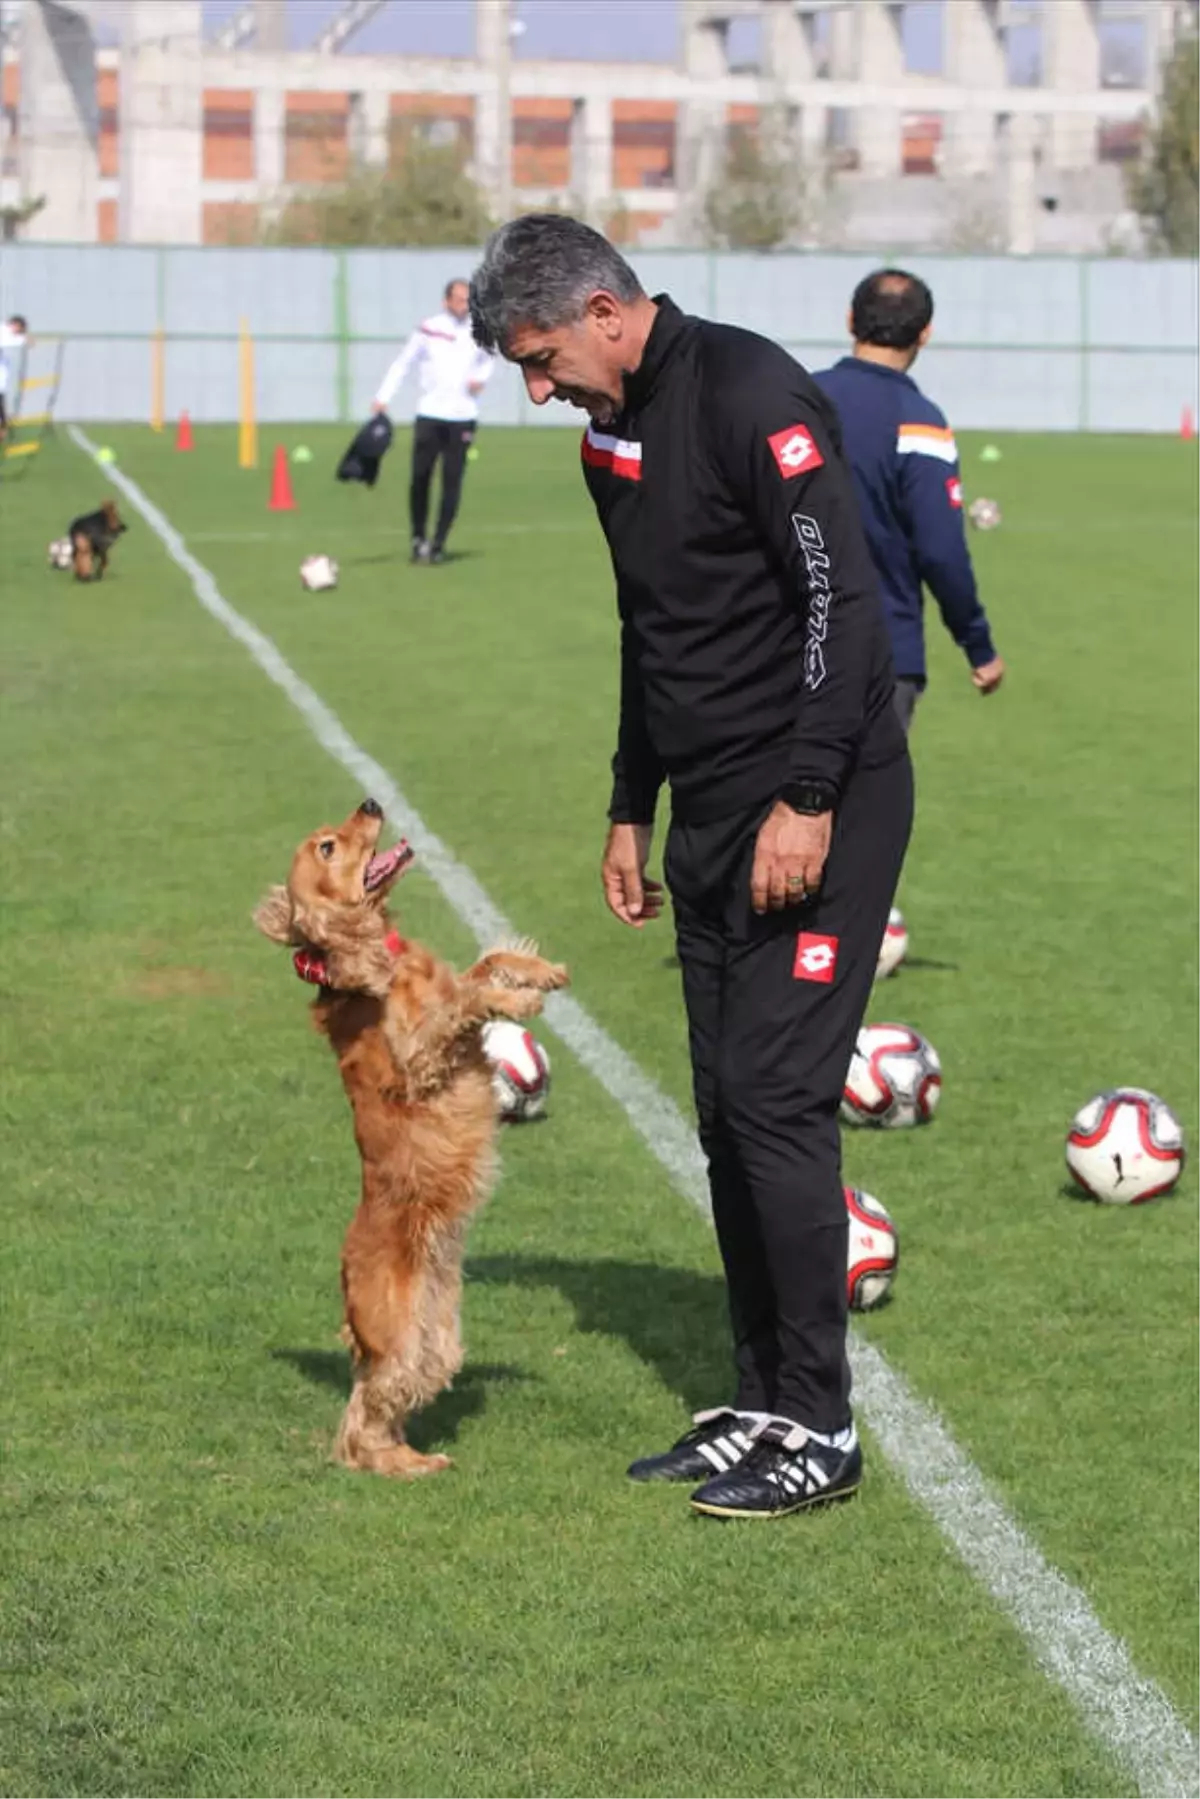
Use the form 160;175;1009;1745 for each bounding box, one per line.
1;0;1195;253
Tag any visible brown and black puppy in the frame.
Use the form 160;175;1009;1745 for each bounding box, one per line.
255;799;568;1479
69;500;127;581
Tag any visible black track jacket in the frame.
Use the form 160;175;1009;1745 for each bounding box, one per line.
582;296;904;826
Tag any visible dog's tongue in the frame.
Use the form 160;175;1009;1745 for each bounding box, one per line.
364;840;413;891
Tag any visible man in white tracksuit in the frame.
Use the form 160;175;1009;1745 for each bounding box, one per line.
0;314;28;442
373;279;495;565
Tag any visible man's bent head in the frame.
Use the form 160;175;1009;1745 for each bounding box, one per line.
849;269;933;369
469;214;652;424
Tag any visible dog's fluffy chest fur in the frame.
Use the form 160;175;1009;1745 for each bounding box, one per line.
313;980;497;1209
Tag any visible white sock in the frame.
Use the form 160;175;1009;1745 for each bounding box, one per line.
750;1413;857;1450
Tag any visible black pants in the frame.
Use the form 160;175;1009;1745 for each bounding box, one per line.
667;751;914;1433
409;417;475;550
893;675;922;733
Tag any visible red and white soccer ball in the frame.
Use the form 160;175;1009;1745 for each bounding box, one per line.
875;908;908;981
1065;1087;1185;1204
842;1023;941;1129
845;1185;898;1312
481;1020;552;1123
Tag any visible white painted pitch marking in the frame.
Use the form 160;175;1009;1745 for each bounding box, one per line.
69;426;1199;1799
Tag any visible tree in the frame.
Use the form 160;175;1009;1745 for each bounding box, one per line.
261;126;493;248
702;119;814;252
1125;32;1199;255
0;195;45;244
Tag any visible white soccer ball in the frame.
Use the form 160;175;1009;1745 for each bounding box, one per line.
481;1020;552;1123
48;537;73;570
968;496;1002;531
1066;1087;1185;1204
842;1023;941;1129
299;553;339;591
845;1185;898;1312
875;908;908;980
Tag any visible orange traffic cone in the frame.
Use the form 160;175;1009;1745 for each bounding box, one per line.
1181;404;1196;441
175;410;194;451
268;443;295;511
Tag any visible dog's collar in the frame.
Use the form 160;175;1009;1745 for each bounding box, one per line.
293;928;408;988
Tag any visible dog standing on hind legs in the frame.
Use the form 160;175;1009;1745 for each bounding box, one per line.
255;798;568;1478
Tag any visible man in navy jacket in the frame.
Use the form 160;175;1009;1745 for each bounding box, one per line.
816;270;1005;730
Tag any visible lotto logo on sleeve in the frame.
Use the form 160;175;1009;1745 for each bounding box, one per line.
794;932;839;984
946;476;963;509
768;424;824;479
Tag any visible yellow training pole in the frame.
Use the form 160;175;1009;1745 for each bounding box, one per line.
150;326;165;432
238;318;258;469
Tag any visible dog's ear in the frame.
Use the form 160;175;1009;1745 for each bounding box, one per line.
253;884;294;944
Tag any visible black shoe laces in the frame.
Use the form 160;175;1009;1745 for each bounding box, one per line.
678;1412;736;1448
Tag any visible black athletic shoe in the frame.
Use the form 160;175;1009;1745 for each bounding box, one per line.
429;546;446;565
626;1408;755;1483
689;1418;862;1518
410;537;430;564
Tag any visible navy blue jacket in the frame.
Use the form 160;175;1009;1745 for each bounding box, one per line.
814;357;996;683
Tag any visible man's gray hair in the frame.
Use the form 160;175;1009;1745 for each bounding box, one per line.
469;213;644;353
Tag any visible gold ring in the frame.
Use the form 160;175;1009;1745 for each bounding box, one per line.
786;876;806;890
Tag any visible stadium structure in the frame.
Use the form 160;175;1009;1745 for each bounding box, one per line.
0;0;1196;252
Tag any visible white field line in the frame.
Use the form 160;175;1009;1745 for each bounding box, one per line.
69;425;1199;1799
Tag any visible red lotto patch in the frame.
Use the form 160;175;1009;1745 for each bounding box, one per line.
794;932;839;984
946;476;963;509
768;424;824;479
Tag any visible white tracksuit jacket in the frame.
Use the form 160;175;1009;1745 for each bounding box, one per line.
374;310;494;424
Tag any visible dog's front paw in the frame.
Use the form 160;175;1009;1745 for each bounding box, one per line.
498;988;544;1021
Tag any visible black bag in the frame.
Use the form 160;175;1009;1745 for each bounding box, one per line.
336;412;394;488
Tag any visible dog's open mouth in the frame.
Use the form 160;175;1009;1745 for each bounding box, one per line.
363;840;414;893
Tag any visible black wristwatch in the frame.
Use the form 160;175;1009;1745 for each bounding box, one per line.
779;779;837;816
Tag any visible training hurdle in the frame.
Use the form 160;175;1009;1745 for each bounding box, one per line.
1;338;65;480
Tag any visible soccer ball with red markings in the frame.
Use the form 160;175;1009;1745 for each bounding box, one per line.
841;1023;941;1129
481;1020;552;1123
845;1185;898;1312
875;908;909;980
1065;1088;1184;1204
968;497;1002;531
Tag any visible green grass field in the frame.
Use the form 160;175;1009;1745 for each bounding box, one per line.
1;420;1196;1799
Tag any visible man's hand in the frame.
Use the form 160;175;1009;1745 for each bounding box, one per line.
601;822;664;928
750;802;832;915
467;380;485;396
971;655;1005;695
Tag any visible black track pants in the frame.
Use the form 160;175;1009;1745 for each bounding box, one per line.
409;417;475;549
667;750;914;1433
893;675;922;734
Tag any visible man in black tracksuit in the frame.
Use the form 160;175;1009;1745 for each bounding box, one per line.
470;217;912;1519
